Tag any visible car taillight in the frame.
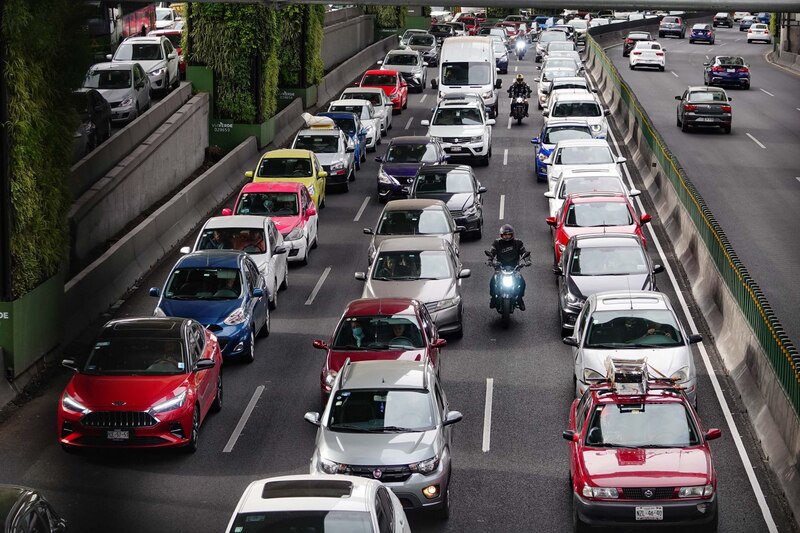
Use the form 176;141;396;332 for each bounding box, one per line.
624;39;633;44
711;66;724;72
684;104;698;111
632;51;642;55
655;52;664;56
721;105;732;112
738;67;750;73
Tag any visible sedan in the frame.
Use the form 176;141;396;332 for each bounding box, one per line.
704;56;750;89
316;110;367;169
543;139;625;193
747;23;772;43
493;40;509;75
622;31;653;56
658;16;686;39
532;119;593;182
629;41;666;71
359;69;408;114
356;237;470;336
675;86;732;133
375;136;448;202
246;148;328;209
713;12;733;27
292;123;356;191
410;164;486;238
400;28;428;47
83;62;151;124
545;169;641;218
58;317;222;451
339;87;393;136
406;33;439;66
689;24;715;44
739;15;757;31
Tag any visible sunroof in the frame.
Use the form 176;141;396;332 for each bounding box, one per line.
262;480;354;499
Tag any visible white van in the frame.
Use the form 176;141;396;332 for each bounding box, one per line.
431;36;502;118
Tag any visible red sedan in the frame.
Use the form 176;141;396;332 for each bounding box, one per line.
564;362;721;531
314;298;446;401
546;192;651;267
359;69;408;114
58;317;222;452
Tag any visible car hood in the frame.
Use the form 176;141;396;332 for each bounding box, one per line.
319;428;440;465
316;153;346;166
427;125;486;137
569;272;653;300
581;346;690;378
372;233;454;252
364;278;456;304
579;447;712;487
327;348;427;373
388;65;420;75
364;84;397;95
95;87;134;103
414;192;474;212
272;215;303;236
381;162;424;178
159;297;243;325
67;374;188;411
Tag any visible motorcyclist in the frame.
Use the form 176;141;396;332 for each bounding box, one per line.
507;74;532;117
488;224;531;310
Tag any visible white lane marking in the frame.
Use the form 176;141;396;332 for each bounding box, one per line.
705;55;709;60
353;195;370;222
507;116;513;129
482;378;494;452
499;195;505;220
606;126;779;533
223;385;265;453
759;88;774;96
420;94;427;104
720;43;727;47
746;133;766;149
503;148;509;165
796;177;800;184
514;66;518;72
671;71;679;78
797;108;800;111
404;117;414;130
305;266;331;305
736;38;742;41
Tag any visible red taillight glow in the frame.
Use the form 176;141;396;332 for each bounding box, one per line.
721;105;732;112
739;67;750;72
711;66;725;72
625;39;634;43
684;104;698;111
632;51;642;55
655;52;664;56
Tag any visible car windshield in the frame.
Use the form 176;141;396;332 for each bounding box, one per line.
84;68;132;90
566;202;633;227
196;228;266;254
543;68;578;81
693;24;709;30
415;171;473;193
228;511;373;533
548;42;575;52
540;31;568;43
403;30;425;39
431;24;450;32
441;62;492;85
543;125;593;144
236;192;299;216
385;143;438;163
294;134;339;154
568;19;588;29
716;56;745;66
553;101;602;118
330;104;363;116
385;54;418;66
362;74;396;86
544;58;579;70
333;315;424;349
164;267;242;300
342;92;382;106
326;117;356;135
585;403;700;448
257;157;313;178
559;177;624;199
635;43;662;51
569;245;646;275
377;209;451;235
556;146;613;164
82;337;187;376
114;43;162;61
585;309;684;347
409;35;435;46
372;250;451;280
687;91;728;103
493;42;506;53
432;107;483;125
328;389;434;432
156;8;172;21
662;17;680;23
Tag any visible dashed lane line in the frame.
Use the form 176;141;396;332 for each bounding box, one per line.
499;194;505;220
746;133;766;149
304;266;331;305
353;195;370;222
482;378;494;452
404;117;414;130
503;148;508;165
671;71;679;77
759;88;774;96
420;94;427;104
223;385;265;453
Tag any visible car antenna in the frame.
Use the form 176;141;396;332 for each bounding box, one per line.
626;277;633;309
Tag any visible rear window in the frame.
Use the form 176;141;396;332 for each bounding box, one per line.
362;74;396;86
716;56;744;66
692;24;709;30
688;91;728;103
661;17;681;23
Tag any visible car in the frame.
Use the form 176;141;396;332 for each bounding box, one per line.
420;97;495;166
539;75;591;110
400;28;428;47
543;138;624;192
675;86;732;133
180;216;288;309
338;87;393;137
222;181;318;265
495;21;521;44
546;169;640;218
305;358;462;518
535;65;585;110
247;148;328;208
108;35;180;95
316;110;367;169
148;28;185;79
446;21;468;36
703;56;750;89
224;475;411;533
713;12;733;27
550;24;576;41
364;199;462;263
564;291;701;404
429;22;456;44
689;24;715;44
658;16;686;39
567;18;589;42
542;40;577;62
739;15;758;31
532;118;594;182
410;164;486;238
477;26;510;50
406;33;439;67
535;15;556;31
546;192;651;265
629;41;666;71
58;317;223;451
360;69;408;114
150;251;270;361
755;11;771;23
544;92;611;144
536;30;569;61
556;234;661;334
328;99;382;151
357;237;469;336
733;11;752;21
72;88;112;151
747;23;772;43
378;49;427;93
155;6;180;29
375;136;448;203
292;118;356;191
564;361;720;532
0;485;67;532
622;31;653;56
83;62;151;124
493;40;509;74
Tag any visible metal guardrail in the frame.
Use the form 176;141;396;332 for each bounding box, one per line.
585;37;800;417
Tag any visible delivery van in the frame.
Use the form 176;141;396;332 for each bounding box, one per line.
431;36;502;118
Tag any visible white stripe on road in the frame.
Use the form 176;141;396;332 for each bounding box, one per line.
499;195;505;220
720;43;727;47
482;378;494;452
514;66;518;72
404;117;414;130
796;177;800;184
420;94;427;104
503;148;509;165
671;71;679;78
223;385;265;453
736;38;742;41
353;195;370;222
507;116;513;129
746;133;766;149
305;266;331;305
759;88;774;96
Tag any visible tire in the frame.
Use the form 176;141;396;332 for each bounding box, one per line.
681;120;689;132
516;116;523;125
629;63;634;70
210;374;223;413
260;308;271;338
244;330;256;362
104;118;112;142
402;97;408;110
743;83;750;90
341;179;350;193
361;150;366;163
724;125;731;134
434;483;451;520
677;114;682;127
701;512;719;532
572;507;590;533
320;193;326;209
659;66;665;72
659;32;664;38
311;228;318;249
473;221;482;239
355;156;361;171
479;153;490;166
183;406;200;453
300;237;310;266
501;299;511;328
689;39;694;44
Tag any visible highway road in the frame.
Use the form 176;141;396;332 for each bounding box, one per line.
0;46;796;532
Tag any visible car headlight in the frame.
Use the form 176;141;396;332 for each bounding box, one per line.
480;90;493;100
120;96;134;107
223;307;247;326
438;91;446;99
410;455;440;474
62;392;89;414
431;136;444;143
319;455;346;474
150;390;187;414
679;485;714;498
468;136;484;143
670;366;690;384
583;368;604;382
323;369;338;388
435;296;461;310
153;307;166;318
582;485;619;499
590;123;602;132
307;184;315;198
148;67;165;77
286;227;303;241
378;168;396;185
330;161;345;171
413;71;423;79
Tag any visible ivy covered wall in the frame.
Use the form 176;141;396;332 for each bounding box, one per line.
364;6;407;29
278;5;325;88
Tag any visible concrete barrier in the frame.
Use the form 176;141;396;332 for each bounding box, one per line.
68;82;193;199
268;98;305;151
323;16;375;72
324;6;364;26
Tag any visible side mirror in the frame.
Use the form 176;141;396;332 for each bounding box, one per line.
542;109;550;117
312;339;329;350
640;213;652;224
486;119;496;126
562;429;577;441
195;358;216;371
168;52;177;60
533;77;541;83
544;191;555;199
553;265;563;275
478;186;487;194
375;156;383;162
432;338;447;348
604;108;611;116
318;171;328;179
531;137;540;144
354;272;367;281
727;97;732;102
458;268;471;278
221;208;233;216
431;79;438;89
179;246;191;254
62;359;78;371
304;412;321;426
616;156;627;164
251;287;265;298
546;216;557;227
536;66;542;70
653;264;665;274
674;95;682;100
705;428;722;440
443;410;463;426
346;146;354;153
245;170;254;179
306;206;317;217
629;188;641;197
149;287;160;297
562;336;579;347
274;245;287;254
377;60;383;65
106;54;112;60
420;119;430;126
363;228;374;235
688;333;703;344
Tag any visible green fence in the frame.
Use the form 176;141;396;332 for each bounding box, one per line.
585;37;800;417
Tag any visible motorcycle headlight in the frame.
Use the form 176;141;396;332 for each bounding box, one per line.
150;390;187;414
378;168;396;185
583;368;604;382
435;296;461;310
286;227;303;241
148;67;165;77
223;307;247;326
62;392;89;414
120;96;134;107
481;90;493;100
679;485;714;498
501;275;515;288
319;455;346;474
410;455;440;475
670;366;690;384
153;307;166;318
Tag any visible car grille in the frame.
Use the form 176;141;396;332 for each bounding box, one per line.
441;137;468;144
81;411;158;428
110;101;124;108
345;465;412;482
74;435;169;446
621;487;676;500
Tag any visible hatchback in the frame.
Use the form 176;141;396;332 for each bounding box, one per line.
83;62;151;124
689;24;715;44
246;148;328;209
658;16;686;39
543;139;624;192
713;12;733;27
544;93;609;140
629;41;666;71
339;87;393;137
410;164;486;238
292;121;356;191
739;15;758;31
622;31;653;56
317;110;368;166
378;50;427;92
360;70;408;113
703;56;750;89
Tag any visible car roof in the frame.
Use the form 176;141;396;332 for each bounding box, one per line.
388;135;435;145
376;236;450;252
344;297;422;316
240;182;304;194
122;36;162;44
89;62;135;71
554;138;610;148
235;475;375;514
176;250;247;268
364;69;398;76
297;128;340;137
573;233;642;248
591;290;669;310
330;99;370;106
202;215;268;230
102;317;186;338
342;87;383;95
418;164;472;174
551;92;599;103
262;148;313;159
543;118;591;128
383;199;449;211
568;192;627;204
341;360;430;390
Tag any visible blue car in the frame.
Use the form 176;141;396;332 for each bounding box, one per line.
756;11;770;23
375;136;448;203
316;111;367;170
703;55;750;89
531;119;593;183
689;24;715;44
535;16;554;31
150;250;269;363
493;41;509;74
739;17;756;31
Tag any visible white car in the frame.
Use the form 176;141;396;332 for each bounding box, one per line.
108;36;180;95
545;168;640;217
629;41;666;71
181;215;288;309
543;138;625;192
421;97;495;166
747;23;772;43
155;7;180;29
340;87;393;135
544;91;608;138
225;475;411;533
328;99;382;151
733;11;752;20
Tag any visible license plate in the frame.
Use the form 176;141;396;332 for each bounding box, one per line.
450;146;463;152
727;68;736;72
635;506;663;521
696;117;715;122
107;429;130;441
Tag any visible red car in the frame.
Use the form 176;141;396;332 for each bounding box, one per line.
314;298;446;401
496;21;521;41
546;193;651;266
148;28;185;79
58;317;222;452
459;15;485;35
564;361;721;531
359;69;408;114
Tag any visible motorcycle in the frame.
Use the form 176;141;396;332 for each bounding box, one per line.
485;250;531;327
510;96;527;125
515;39;527;60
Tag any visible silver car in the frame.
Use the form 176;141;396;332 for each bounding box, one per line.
83;62;151;124
339;88;393;136
304;358;463;518
400;28;428;47
379;50;427;93
355;236;470;336
292;127;356;192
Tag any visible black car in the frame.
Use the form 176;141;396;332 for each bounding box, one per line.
713;12;733;27
407;33;439;67
71;88;112;162
429;23;455;44
675;86;732;133
410;164;486;238
0;485;67;532
556;233;661;335
658;16;686;39
622;31;653;56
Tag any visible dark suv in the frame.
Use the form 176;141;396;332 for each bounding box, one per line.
713;12;733;27
622;31;653;56
659;16;686;38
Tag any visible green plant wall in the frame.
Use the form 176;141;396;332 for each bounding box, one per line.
364;6;407;29
278;5;325;88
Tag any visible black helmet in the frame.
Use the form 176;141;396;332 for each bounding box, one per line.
499;224;515;237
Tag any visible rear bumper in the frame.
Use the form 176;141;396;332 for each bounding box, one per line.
707;75;750;86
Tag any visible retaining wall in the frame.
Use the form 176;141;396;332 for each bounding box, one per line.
323;16;376;72
317;35;398;107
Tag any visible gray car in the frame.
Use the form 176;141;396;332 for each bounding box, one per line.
356;236;470;337
83;62;152;124
379;50;427;92
304;358;463;518
292;126;356;191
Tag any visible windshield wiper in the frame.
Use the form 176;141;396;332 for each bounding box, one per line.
363;426;421;433
330;424;370;432
585;343;632;349
590;442;637;449
640;444;683;449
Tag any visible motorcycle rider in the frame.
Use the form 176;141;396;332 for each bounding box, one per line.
488;224;531;310
507;74;532;117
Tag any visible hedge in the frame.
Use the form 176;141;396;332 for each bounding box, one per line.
278;5;325;88
364;6;407;29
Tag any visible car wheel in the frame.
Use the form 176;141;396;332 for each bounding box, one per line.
681;120;690;132
355;157;361;171
402;97;408;110
312;227;319;249
659;32;664;38
689;39;694;43
210;374;223;413
479;153;490;166
724;125;731;134
711;39;715;44
659;66;665;72
629;63;634;70
245;329;256;361
349;165;356;182
183;406;200;453
104;118;112;142
280;268;288;290
572;507;590;533
743;83;750;90
341;179;350;193
676;113;682;127
300;237;310;266
320;193;326;209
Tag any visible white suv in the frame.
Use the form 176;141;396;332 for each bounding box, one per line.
109;36;180;96
543;138;626;192
421;98;495;166
544;91;609;138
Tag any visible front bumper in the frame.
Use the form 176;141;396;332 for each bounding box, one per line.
283;236;308;262
441;140;488;158
401;73;424;89
111;104;137;124
147;71;167;90
207;323;253;358
453;212;481;232
428;302;462;333
573;492;717;528
378;180;412;201
323;165;349;186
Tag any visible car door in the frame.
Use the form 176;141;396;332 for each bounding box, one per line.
244;258;267;327
301;187;318;244
135;64;151;108
313;154;326;202
472;171;484;220
268;219;287;289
